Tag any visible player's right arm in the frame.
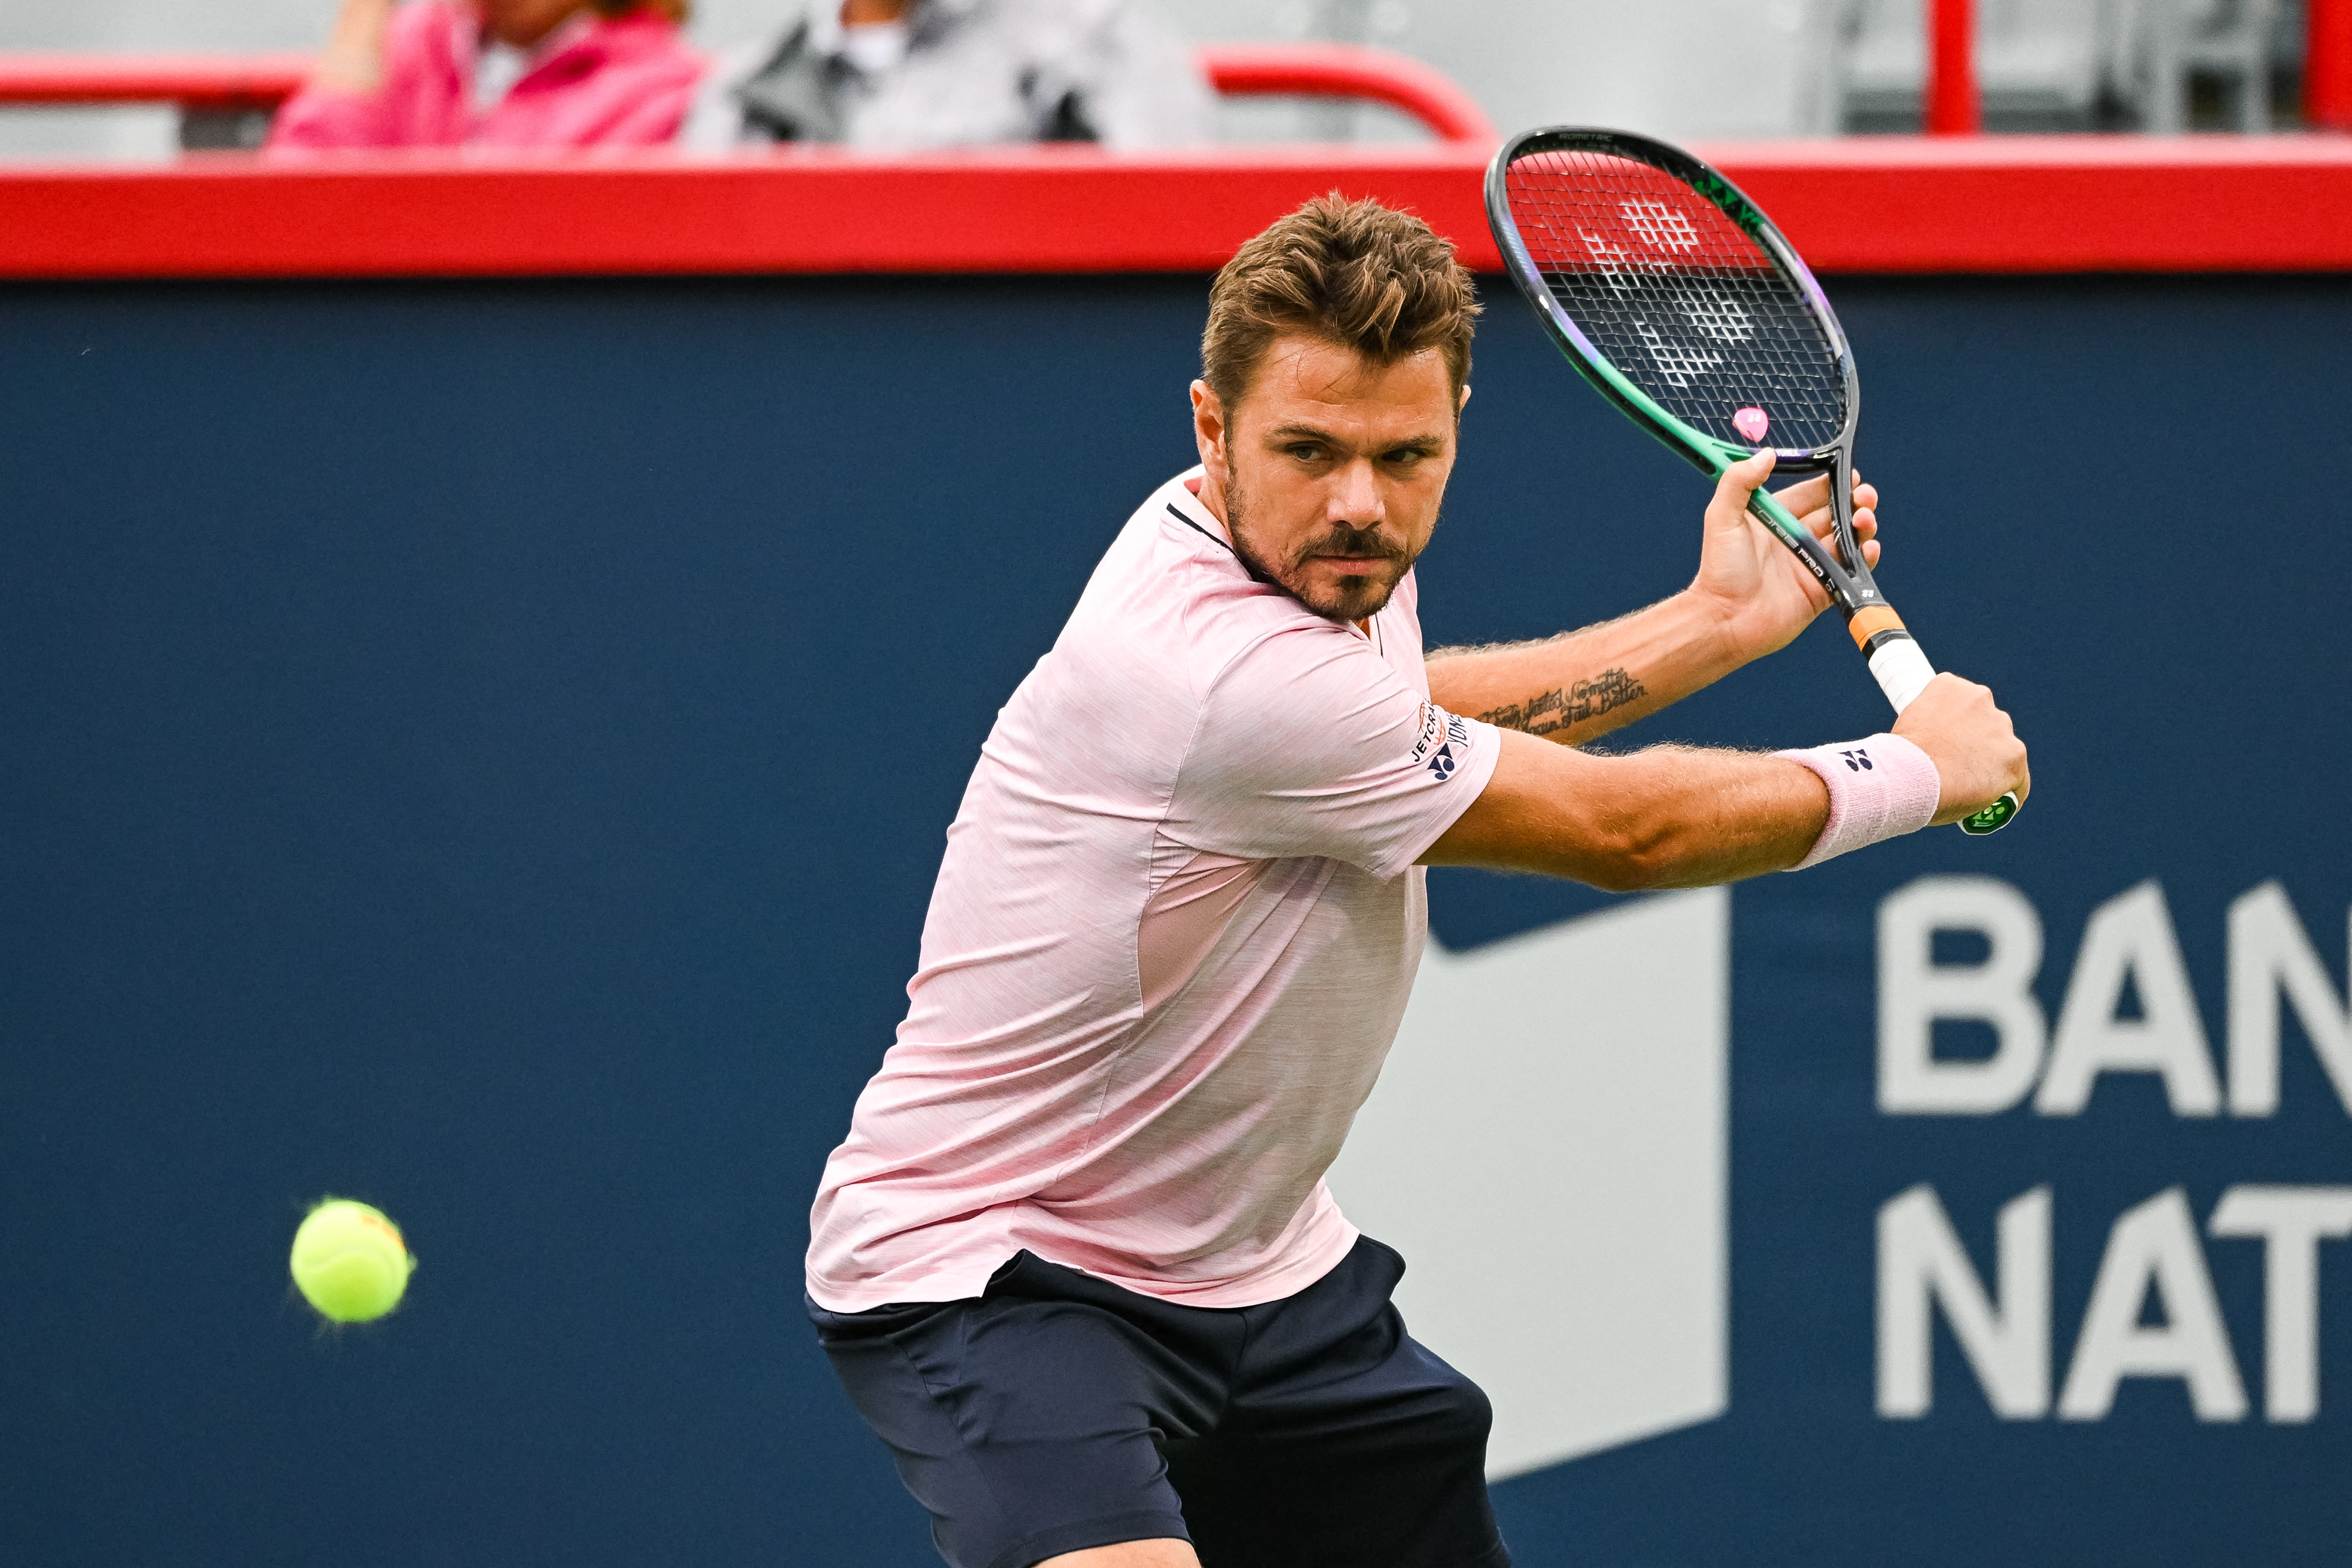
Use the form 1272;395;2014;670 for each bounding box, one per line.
1421;673;2028;891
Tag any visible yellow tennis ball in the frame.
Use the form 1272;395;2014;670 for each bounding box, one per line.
289;1198;416;1323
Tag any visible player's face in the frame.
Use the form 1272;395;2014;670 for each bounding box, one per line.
1192;335;1463;624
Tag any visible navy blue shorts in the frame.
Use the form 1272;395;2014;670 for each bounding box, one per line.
810;1236;1509;1568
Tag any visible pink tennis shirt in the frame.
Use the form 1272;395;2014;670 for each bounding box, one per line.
806;470;1502;1312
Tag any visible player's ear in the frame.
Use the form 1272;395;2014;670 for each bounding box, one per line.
1191;380;1224;447
1191;379;1231;466
1457;383;1473;414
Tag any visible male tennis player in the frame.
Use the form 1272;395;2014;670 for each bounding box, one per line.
806;198;2029;1568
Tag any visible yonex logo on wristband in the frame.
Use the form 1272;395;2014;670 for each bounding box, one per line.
1780;735;1939;870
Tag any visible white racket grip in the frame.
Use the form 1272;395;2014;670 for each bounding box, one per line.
1867;635;1937;714
1857;627;2023;835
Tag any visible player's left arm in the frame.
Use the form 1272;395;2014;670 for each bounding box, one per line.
1424;456;1877;745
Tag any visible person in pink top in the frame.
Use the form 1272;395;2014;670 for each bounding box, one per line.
808;198;2031;1568
268;0;703;149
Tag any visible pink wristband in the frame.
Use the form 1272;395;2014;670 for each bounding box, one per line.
1774;733;1941;870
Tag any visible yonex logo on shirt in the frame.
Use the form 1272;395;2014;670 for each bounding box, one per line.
1413;705;1473;775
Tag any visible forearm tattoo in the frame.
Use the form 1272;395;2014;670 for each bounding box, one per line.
1476;667;1647;737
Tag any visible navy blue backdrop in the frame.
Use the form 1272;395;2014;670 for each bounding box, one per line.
2;273;2346;1566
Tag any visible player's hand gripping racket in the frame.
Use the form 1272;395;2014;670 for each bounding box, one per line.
1485;128;2018;835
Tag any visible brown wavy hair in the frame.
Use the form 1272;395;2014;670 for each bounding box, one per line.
1201;194;1479;413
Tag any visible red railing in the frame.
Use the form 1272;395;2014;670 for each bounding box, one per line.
1926;0;1980;136
2315;0;2352;130
0;42;1497;145
1197;43;1495;145
0;52;311;113
4;136;2351;279
24;16;2352;140
1931;0;2352;132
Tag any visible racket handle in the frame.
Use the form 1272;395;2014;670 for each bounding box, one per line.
1852;616;2021;836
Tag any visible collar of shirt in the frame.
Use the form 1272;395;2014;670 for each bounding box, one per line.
801;0;983;58
1165;466;1238;554
1162;469;1384;645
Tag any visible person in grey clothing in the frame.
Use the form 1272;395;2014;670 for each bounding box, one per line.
679;0;1214;148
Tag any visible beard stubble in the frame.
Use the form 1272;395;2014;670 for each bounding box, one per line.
1222;470;1421;624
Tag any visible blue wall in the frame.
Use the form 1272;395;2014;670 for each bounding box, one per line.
2;273;2346;1566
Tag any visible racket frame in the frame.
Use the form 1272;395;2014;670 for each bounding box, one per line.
1485;126;2017;836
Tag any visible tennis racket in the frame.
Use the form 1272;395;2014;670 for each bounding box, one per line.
1484;127;2018;835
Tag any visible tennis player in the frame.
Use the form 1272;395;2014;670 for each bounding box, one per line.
806;197;2029;1568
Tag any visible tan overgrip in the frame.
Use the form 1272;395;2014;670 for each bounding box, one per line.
1847;606;1907;650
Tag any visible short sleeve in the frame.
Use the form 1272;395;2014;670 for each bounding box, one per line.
1164;624;1501;879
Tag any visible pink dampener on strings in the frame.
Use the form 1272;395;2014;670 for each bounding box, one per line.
1732;406;1770;443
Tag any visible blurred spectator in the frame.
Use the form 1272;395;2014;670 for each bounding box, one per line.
269;0;703;149
680;0;1212;149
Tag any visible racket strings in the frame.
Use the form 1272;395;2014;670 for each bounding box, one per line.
1503;149;1847;452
